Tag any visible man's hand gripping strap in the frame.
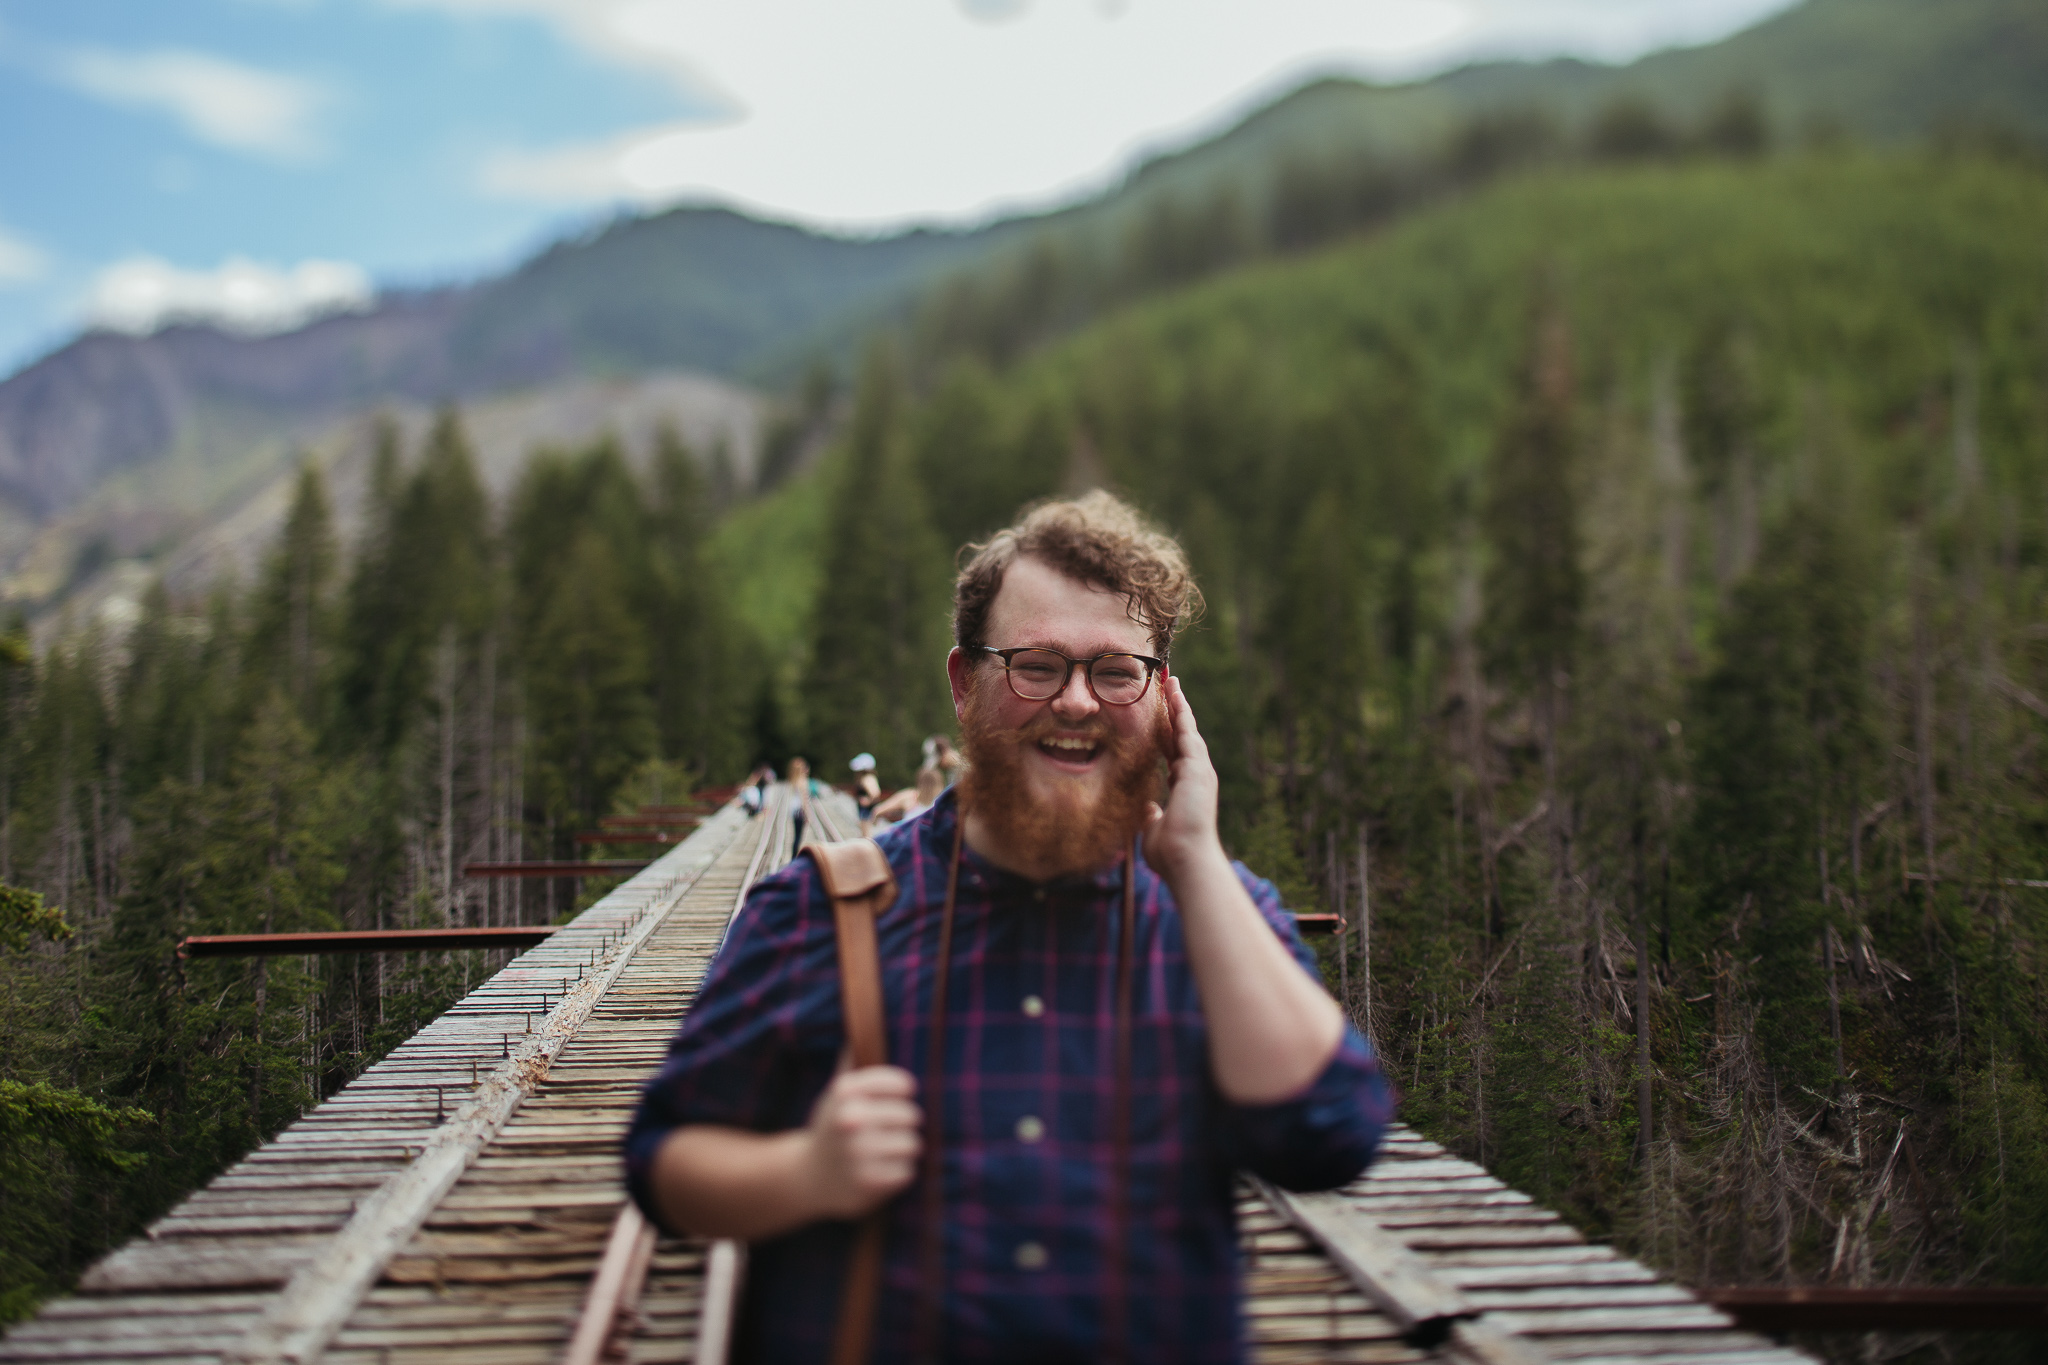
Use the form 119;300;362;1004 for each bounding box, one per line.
802;839;898;1365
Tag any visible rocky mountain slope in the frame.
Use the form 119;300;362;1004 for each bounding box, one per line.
38;370;759;645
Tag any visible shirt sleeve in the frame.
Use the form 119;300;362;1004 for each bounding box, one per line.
622;857;844;1232
1213;862;1398;1191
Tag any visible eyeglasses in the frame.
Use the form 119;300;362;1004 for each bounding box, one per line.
975;646;1163;706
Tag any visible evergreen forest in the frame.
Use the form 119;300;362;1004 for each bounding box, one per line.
5;136;2048;1363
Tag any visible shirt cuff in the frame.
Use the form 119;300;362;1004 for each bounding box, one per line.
1223;1027;1395;1191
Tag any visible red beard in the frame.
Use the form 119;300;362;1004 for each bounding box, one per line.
955;681;1169;879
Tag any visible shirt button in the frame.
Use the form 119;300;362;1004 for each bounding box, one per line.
1014;1241;1048;1270
1031;887;1046;902
1015;1115;1045;1143
1021;995;1045;1018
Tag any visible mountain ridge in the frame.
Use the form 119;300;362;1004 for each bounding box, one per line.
3;0;2043;625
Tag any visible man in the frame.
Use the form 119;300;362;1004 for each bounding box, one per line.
627;492;1393;1363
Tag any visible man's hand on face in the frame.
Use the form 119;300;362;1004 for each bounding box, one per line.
1142;674;1227;885
801;1065;923;1219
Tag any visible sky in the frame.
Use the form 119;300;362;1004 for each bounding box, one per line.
0;0;1797;378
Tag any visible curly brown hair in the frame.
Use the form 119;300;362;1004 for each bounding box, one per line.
952;490;1203;659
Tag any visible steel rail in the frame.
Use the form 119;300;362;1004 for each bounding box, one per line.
225;798;754;1365
807;780;855;844
563;783;800;1365
463;859;650;878
179;926;558;957
1703;1286;2048;1332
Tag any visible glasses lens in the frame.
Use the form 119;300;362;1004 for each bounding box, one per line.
1088;655;1150;704
1005;649;1069;699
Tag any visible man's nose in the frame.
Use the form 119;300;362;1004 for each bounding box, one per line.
1049;665;1099;719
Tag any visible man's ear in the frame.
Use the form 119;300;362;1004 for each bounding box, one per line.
946;647;974;718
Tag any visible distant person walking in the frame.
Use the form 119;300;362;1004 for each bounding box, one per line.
869;763;944;826
850;752;882;831
786;756;820;848
923;733;963;789
741;763;776;816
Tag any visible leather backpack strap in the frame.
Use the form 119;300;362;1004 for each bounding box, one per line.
802;839;897;1365
808;839;894;1068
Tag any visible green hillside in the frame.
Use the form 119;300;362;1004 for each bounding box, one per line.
744;150;2048;658
900;0;2048;373
445;206;1006;386
1099;0;2048;210
425;0;2048;388
735;148;2048;1311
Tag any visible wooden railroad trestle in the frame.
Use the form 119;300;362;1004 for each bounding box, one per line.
0;785;1814;1365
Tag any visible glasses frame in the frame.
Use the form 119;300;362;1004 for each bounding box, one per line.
974;645;1165;707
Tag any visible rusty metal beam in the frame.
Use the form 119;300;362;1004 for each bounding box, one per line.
1703;1286;2048;1332
179;928;556;958
463;861;648;878
1294;913;1342;935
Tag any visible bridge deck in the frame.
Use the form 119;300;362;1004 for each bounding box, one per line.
1;788;1809;1365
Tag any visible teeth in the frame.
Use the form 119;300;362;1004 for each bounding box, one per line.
1042;737;1096;752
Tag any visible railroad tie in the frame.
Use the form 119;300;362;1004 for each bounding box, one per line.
1252;1175;1548;1364
221;794;787;1365
565;782;835;1365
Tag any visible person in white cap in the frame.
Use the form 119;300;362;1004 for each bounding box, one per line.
850;752;882;830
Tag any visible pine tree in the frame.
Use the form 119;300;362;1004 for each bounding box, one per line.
803;347;952;784
524;528;656;830
245;462;339;728
912;359;1047;552
1684;495;1875;1085
646;429;750;779
1482;289;1584;883
340;410;496;756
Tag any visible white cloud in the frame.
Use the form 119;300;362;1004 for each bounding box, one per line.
454;0;1474;227
1455;0;1791;63
411;0;1795;228
86;256;373;336
957;0;1034;21
0;226;48;286
55;47;328;160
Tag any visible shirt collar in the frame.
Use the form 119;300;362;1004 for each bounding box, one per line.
925;785;1135;895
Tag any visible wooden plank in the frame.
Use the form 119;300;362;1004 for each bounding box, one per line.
77;1244;319;1292
327;794;798;1365
219;805;757;1365
1249;1177;1478;1346
1529;1331;1792;1359
1488;1305;1734;1334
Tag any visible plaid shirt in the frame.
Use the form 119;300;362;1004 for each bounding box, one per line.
625;788;1394;1363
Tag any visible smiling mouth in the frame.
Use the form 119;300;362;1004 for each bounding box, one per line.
1036;736;1103;765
